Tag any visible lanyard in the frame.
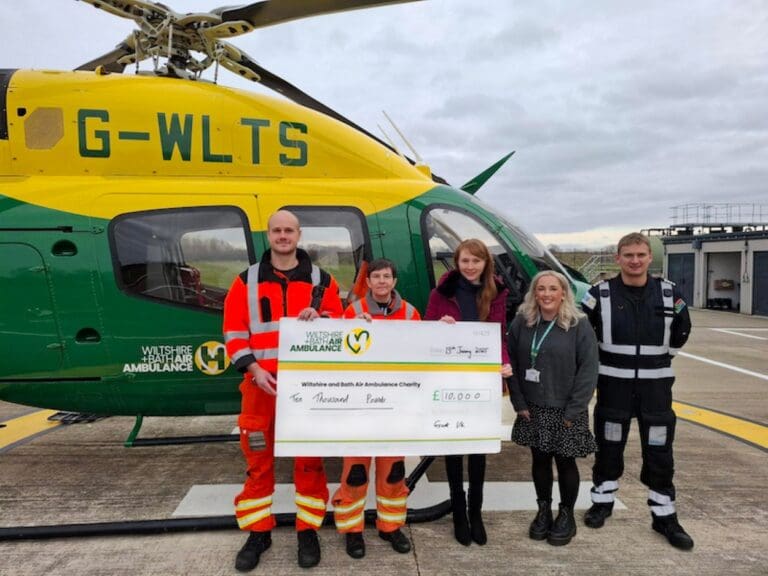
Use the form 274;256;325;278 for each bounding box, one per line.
530;317;555;367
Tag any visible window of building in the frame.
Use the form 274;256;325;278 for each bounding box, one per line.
111;207;253;311
283;206;372;301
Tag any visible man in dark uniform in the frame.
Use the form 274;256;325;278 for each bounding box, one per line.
581;232;694;550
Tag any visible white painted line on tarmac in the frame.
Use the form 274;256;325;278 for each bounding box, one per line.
172;481;620;517
678;351;768;381
708;328;768;331
710;328;767;341
173;457;624;517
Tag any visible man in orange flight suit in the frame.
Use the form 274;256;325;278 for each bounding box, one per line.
332;258;420;559
223;210;343;572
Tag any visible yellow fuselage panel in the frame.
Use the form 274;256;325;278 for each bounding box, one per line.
2;175;434;222
4;70;427;182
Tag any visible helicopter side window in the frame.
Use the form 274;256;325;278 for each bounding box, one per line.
283;206;372;304
111;207;253;311
421;206;527;324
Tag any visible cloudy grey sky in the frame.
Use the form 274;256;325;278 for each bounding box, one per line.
3;0;767;248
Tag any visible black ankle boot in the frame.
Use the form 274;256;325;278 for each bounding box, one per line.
547;504;576;546
529;499;553;541
468;488;487;545
451;491;471;546
652;513;694;550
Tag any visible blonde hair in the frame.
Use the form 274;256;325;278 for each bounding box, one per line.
517;271;583;330
453;239;497;321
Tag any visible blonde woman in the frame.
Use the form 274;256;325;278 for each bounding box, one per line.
507;271;598;546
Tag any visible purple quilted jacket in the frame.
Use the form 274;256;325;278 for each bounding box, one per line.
424;269;511;365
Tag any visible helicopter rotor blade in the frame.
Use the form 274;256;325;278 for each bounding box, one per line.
215;0;422;30
218;43;396;152
75;37;138;73
77;0;170;23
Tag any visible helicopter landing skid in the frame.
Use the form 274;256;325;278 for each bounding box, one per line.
124;414;240;447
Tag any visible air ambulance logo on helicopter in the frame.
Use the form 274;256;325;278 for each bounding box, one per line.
122;342;229;375
194;341;231;376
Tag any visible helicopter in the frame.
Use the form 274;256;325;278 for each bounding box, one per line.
0;0;589;433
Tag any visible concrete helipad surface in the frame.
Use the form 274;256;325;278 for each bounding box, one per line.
0;308;766;575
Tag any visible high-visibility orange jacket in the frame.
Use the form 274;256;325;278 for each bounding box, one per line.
343;289;421;321
223;248;343;533
333;289;418;534
224;248;343;376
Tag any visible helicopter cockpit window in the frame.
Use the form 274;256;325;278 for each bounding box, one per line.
422;206;528;321
111;207;253;311
283;206;372;303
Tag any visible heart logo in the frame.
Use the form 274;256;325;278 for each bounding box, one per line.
345;328;371;355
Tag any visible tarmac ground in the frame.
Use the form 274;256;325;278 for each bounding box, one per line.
0;308;766;575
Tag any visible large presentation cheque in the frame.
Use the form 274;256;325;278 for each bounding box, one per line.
274;318;502;457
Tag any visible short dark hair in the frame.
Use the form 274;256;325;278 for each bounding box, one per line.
367;258;397;279
617;232;651;253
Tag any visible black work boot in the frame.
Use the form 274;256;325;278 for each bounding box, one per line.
529;499;553;541
547;504;576;546
297;529;321;568
450;491;471;546
468;488;487;545
379;529;411;553
235;531;272;572
345;532;365;559
652;513;694;550
584;502;613;528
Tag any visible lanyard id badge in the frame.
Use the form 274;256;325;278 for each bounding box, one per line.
527;317;555;383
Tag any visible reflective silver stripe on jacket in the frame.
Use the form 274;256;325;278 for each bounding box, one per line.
404;302;418;320
350;299;365;316
598;365;675;379
247;263;262;332
598;280;612;345
224;331;250;343
599;343;670;355
230;347;254;363
311;264;321;286
598;279;673;356
660;280;674;349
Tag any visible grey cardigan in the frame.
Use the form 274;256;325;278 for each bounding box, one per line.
507;314;598;422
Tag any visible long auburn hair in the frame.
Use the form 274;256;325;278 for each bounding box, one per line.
453;239;497;321
518;270;584;330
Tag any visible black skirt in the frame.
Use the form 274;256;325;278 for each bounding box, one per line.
511;403;596;458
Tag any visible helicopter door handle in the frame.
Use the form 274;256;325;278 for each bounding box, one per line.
75;328;101;343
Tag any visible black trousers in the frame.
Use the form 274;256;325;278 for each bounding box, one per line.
592;378;677;502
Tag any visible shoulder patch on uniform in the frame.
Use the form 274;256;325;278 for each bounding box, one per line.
581;292;597;310
674;298;686;313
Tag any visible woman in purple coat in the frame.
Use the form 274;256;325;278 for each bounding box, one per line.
425;239;513;546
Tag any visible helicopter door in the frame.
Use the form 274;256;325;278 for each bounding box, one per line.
0;243;63;376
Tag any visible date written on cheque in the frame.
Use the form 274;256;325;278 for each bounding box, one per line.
432;389;491;402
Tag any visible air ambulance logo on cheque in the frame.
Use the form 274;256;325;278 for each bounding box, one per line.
344;328;372;355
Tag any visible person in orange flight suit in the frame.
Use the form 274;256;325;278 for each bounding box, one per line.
223;210;343;572
332;258;420;559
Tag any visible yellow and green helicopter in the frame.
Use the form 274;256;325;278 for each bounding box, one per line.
0;0;588;426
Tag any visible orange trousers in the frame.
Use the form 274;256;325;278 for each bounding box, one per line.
332;456;409;533
234;376;328;532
